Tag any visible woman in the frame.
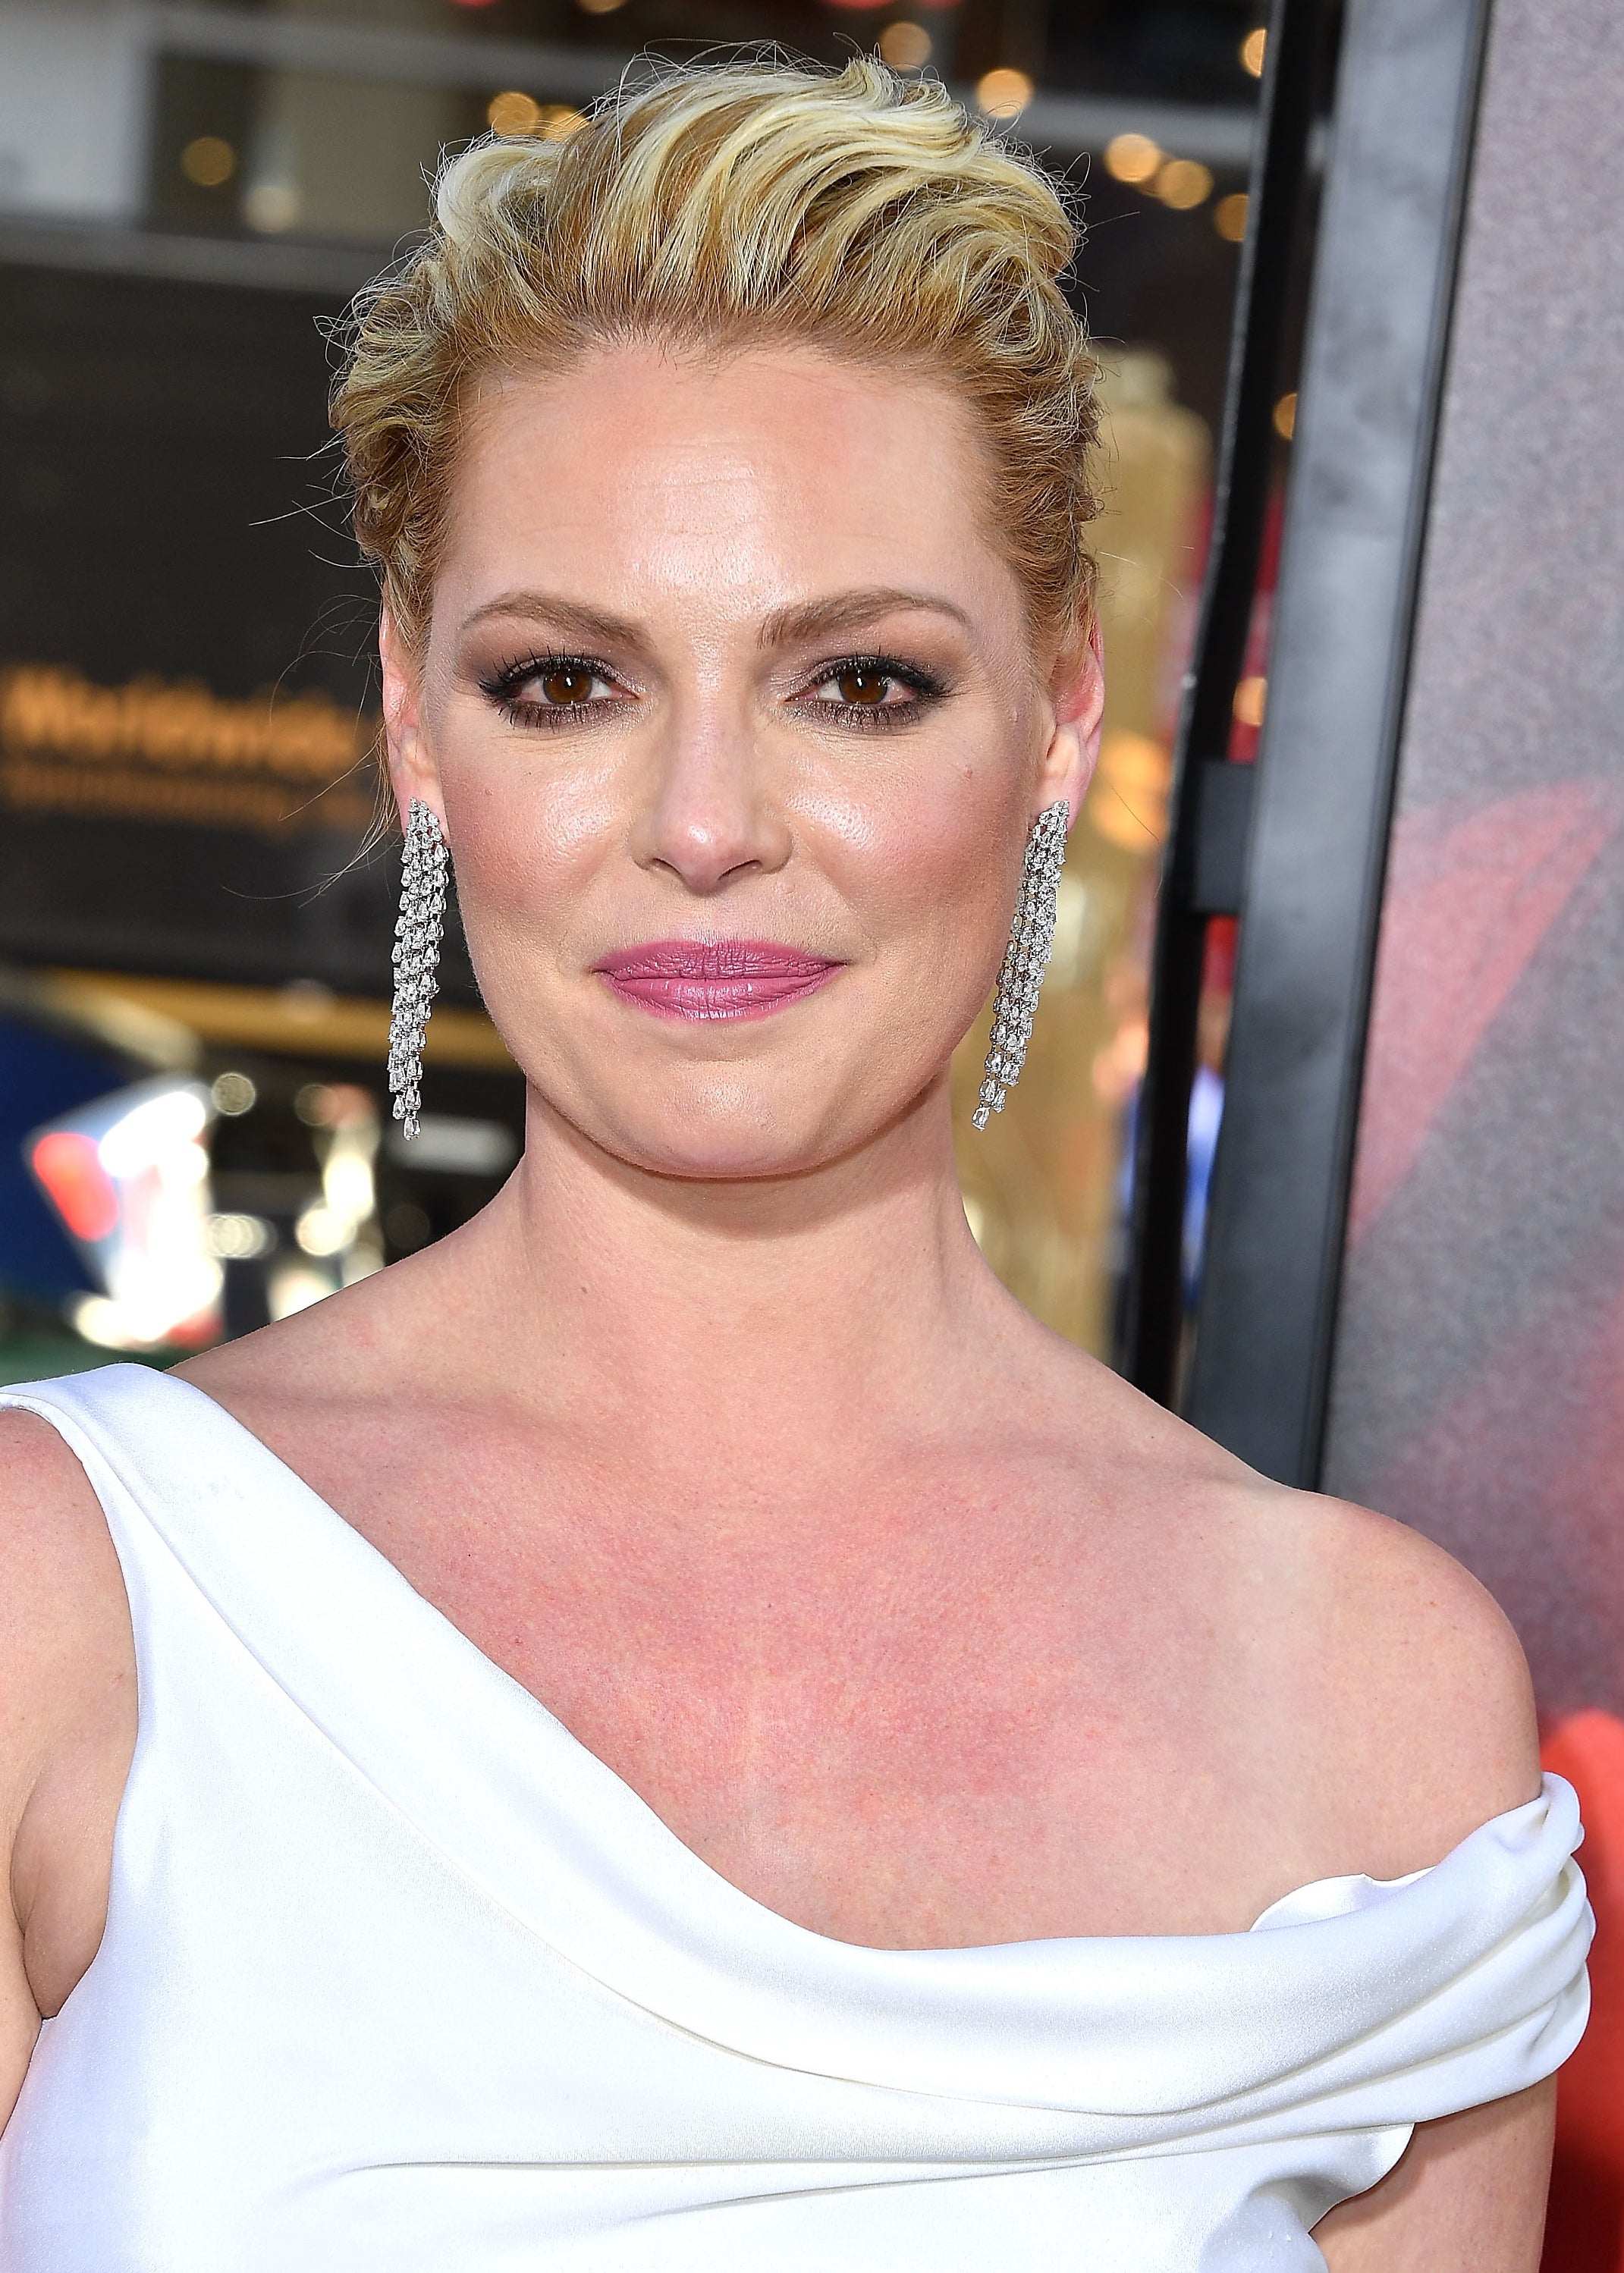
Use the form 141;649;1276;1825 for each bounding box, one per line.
0;58;1588;2271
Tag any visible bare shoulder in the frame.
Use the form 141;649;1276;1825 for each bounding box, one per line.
0;1403;132;1737
1315;1483;1537;1818
0;1403;135;1854
1022;1339;1540;1888
1220;1463;1541;1877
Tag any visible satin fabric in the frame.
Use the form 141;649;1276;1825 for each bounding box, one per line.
0;1364;1591;2270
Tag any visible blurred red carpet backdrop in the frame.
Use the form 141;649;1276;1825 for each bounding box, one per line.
1316;1;1624;2263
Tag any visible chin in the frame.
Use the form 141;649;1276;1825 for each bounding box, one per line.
589;1069;859;1183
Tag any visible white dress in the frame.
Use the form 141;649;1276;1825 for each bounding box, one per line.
0;1364;1591;2271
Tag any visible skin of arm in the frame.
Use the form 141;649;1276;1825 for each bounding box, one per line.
1295;1494;1556;2268
1316;2082;1555;2270
0;1842;36;2129
0;1413;135;2132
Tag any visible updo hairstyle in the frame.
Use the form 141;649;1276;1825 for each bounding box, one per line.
332;57;1102;658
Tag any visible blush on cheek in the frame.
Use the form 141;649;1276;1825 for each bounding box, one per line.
431;801;568;1050
887;771;1025;918
873;792;1029;1050
443;764;611;942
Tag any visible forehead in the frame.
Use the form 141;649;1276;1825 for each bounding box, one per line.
437;342;1016;627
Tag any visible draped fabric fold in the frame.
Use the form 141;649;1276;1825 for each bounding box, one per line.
0;1367;1591;2273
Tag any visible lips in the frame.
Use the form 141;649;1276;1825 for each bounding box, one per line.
595;939;842;1022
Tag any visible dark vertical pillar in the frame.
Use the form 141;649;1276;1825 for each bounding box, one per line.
1184;0;1490;1480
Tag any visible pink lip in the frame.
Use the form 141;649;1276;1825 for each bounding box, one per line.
595;939;843;1022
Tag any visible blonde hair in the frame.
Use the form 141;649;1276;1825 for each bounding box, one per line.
332;56;1101;655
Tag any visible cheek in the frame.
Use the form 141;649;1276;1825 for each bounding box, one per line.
809;755;1023;1006
435;734;617;949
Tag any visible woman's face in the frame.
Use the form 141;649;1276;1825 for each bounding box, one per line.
384;342;1101;1179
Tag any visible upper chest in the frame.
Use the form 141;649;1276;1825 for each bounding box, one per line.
247;1408;1312;1945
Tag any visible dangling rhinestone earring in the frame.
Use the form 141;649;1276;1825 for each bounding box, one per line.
972;801;1069;1132
387;796;448;1143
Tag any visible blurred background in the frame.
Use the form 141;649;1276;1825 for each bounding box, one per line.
0;0;1296;1378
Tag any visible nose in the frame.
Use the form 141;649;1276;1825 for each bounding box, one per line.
633;694;793;895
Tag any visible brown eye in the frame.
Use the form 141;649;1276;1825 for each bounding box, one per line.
834;667;891;707
540;665;596;705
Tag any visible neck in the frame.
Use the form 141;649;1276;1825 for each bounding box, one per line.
433;1075;1004;1447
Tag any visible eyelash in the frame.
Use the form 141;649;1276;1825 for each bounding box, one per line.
481;653;620;730
479;651;948;733
793;654;947;733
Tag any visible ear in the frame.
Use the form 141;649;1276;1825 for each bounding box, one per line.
1035;615;1105;827
379;605;444;834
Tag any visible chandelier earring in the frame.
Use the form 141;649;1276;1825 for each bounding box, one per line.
972;800;1069;1132
387;796;448;1143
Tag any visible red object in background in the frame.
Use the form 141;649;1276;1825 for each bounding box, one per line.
1202;915;1237;999
29;1129;118;1242
1346;783;1619;1250
1542;1712;1624;2273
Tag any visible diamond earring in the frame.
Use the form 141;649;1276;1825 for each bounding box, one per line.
387;796;448;1143
972;801;1069;1132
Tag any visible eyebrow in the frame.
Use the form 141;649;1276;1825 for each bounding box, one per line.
458;586;972;651
759;588;974;648
458;593;651;649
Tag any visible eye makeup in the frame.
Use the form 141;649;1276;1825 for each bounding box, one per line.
787;652;950;732
476;646;953;734
479;652;631;730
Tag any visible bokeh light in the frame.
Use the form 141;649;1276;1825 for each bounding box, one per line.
488;90;545;135
244;183;298;233
976;68;1034;119
878;21;931;68
1105;133;1162;185
1155;159;1213;210
1233;674;1267;729
181;136;237;190
211;1070;257;1116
